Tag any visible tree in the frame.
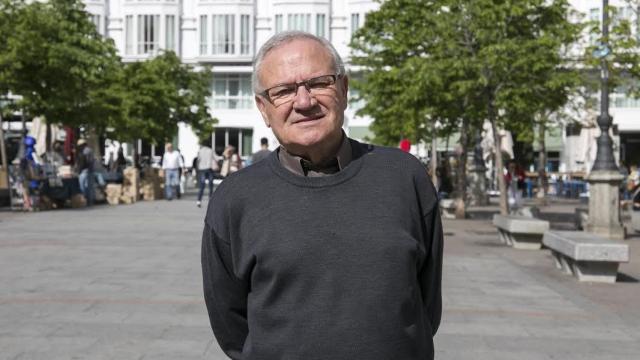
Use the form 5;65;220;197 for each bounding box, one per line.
0;0;125;138
351;1;478;217
352;0;581;215
118;51;216;145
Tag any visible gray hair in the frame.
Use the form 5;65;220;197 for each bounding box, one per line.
252;31;345;93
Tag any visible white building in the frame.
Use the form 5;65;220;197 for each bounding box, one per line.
85;0;640;170
84;0;379;165
567;0;640;172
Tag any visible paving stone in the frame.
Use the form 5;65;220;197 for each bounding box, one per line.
2;194;640;359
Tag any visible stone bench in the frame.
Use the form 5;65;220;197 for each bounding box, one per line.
513;206;541;218
542;231;629;283
439;199;456;219
492;215;550;250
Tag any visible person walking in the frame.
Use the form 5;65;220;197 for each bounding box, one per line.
76;139;95;206
161;143;183;201
250;137;271;164
196;142;219;208
201;31;443;360
176;149;186;199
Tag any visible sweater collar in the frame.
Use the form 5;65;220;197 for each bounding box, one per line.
278;132;352;177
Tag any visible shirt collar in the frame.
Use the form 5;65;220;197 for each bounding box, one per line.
278;132;352;177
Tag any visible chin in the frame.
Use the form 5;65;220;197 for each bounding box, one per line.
295;128;337;147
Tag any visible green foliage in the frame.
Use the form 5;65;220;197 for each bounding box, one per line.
352;0;582;214
0;0;216;145
118;52;216;143
351;0;582;146
0;0;124;130
583;3;640;99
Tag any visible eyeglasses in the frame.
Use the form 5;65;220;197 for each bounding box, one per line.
259;74;341;107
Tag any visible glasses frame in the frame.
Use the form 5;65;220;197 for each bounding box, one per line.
258;74;342;106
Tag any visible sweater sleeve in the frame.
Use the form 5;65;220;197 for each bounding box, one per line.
420;202;443;336
201;221;249;359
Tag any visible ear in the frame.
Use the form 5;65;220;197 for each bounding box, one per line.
255;95;271;128
340;75;349;111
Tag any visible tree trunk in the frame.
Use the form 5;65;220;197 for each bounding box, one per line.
45;121;52;153
0;112;11;192
536;123;548;205
133;140;140;168
0;112;8;169
431;122;438;187
86;127;101;161
454;118;468;219
489;109;508;215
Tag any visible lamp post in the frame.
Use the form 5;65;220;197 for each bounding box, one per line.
586;0;625;239
592;0;618;172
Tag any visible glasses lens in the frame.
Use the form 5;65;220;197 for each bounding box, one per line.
266;75;337;105
268;85;296;105
308;75;336;89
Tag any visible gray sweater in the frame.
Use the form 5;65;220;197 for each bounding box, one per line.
202;140;443;360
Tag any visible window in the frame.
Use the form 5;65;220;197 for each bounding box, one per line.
200;15;208;55
288;14;311;32
166;15;176;51
275;14;283;33
212;74;253;109
213;128;253;157
240;15;251;55
612;93;640;108
138;15;160;55
316;14;326;37
348;87;365;111
613;6;633;27
589;8;600;44
212;15;235;54
90;14;101;33
125;15;134;54
351;13;360;35
637;6;640;41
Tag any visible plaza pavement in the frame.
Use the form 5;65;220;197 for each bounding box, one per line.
1;192;639;359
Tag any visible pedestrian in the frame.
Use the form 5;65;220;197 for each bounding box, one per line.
250;137;271;164
20;136;44;210
161;143;183;200
219;145;242;178
196;141;219;208
201;31;443;360
76;139;95;206
176;149;186;199
505;160;525;211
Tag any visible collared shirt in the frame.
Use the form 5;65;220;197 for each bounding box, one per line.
278;133;352;177
162;150;184;170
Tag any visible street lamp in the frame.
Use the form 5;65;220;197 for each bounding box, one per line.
586;0;625;239
591;0;618;172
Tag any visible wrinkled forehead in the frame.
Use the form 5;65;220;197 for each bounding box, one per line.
258;39;334;84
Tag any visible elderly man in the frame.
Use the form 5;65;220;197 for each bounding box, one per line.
202;31;443;360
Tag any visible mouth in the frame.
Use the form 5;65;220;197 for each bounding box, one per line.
291;114;324;124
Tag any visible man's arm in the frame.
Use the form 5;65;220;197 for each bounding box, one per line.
201;221;249;359
419;194;444;336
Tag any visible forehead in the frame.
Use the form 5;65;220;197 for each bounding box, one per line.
259;39;334;85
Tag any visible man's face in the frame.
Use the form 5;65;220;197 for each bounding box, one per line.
255;39;348;156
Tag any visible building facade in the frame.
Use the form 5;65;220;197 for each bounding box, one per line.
84;0;379;165
567;0;640;172
84;0;640;171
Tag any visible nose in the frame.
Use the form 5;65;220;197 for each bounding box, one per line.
292;84;317;111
